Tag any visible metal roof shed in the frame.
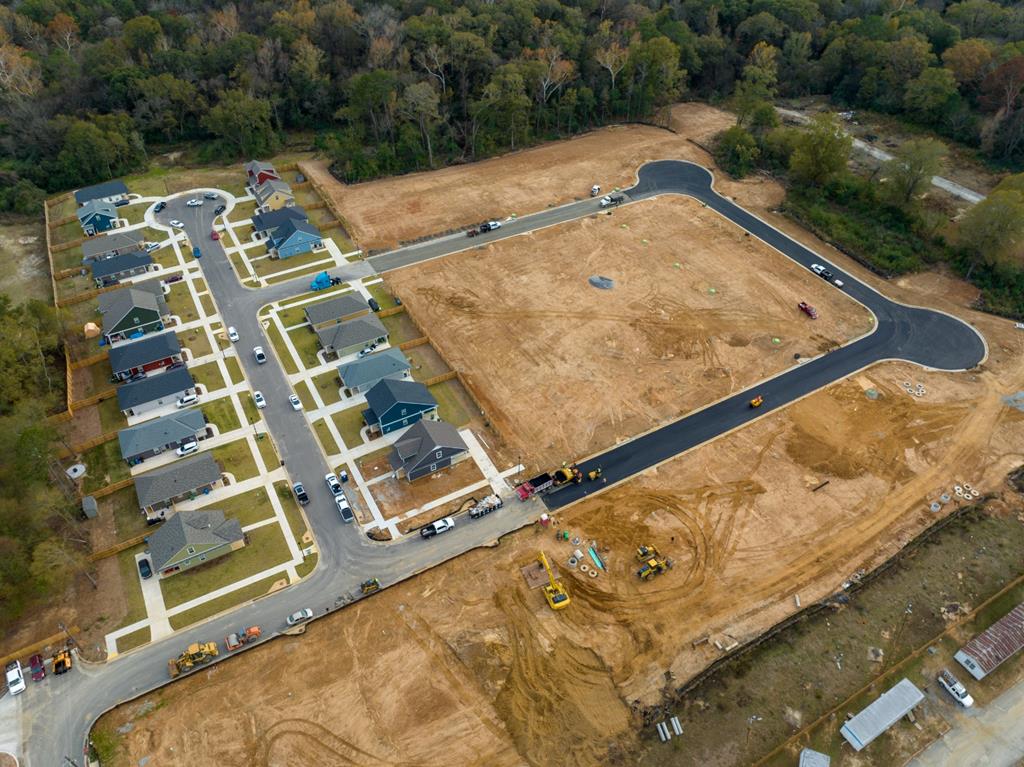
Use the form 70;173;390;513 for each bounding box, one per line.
798;749;830;767
954;602;1024;680
840;678;923;752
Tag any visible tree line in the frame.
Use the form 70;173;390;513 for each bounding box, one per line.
1;0;1023;202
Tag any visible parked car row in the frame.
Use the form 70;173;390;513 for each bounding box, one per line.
5;649;73;695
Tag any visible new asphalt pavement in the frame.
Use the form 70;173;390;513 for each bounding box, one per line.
14;162;985;766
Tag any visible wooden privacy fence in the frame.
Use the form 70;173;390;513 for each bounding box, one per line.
70;386;117;411
51;238;83;253
398;337;429;351
90;476;134;499
57;281;120;308
378;305;405;318
89;531;150;562
71;350;109;369
298;161;357;246
422;371;458;386
66;430;119;456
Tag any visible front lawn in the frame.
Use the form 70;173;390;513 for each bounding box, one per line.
256;433;278;470
277;481;309;545
312;370;342;405
293;380;316;410
159;523;292;609
332;406;366;448
287;326;322;369
169;574;283;631
115;625;151;654
202;396;241;433
252;249;330;278
211;438;258;481
166;283;200;323
198;485;275;527
199;293;216;317
228;199;258;222
265;320;298;375
190;361;226;393
177;328;212;359
115;545;148;628
224;356;244;385
241;392;263;426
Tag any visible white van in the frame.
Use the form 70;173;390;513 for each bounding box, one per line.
5;661;26;695
176;393;199;409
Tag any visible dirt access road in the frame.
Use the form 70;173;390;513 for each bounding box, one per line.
387;194;873;468
302;103;747;252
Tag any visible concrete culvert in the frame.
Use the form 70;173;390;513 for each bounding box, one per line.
954;486;963;495
568;557;578;567
940;494;951;503
963;483;972;491
930;502;942;512
589;275;615;290
580;564;590;574
589;569;599;578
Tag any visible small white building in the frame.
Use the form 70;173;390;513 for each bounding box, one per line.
840;678;924;752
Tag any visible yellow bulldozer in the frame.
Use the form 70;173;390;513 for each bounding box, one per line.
636;544;674;580
538;551;571;610
167;641;219;678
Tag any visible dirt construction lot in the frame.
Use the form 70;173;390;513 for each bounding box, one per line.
95;106;1024;766
302;103;743;252
95;297;1024;766
387;195;873;468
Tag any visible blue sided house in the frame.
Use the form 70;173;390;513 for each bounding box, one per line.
362;378;438;436
270;220;323;260
77;200;119;236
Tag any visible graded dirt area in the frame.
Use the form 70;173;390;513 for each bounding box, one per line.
95;300;1024;766
387;194;873;468
301;103;744;252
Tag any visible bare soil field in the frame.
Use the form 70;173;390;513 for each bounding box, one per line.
94;296;1024;766
0;219;50;304
388;194;873;468
369;456;485;519
302;103;744;251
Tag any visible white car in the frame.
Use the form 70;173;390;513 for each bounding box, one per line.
253;391;266;409
253;346;267;364
810;263;826;275
227;326;239;342
5;661;26;695
325;473;343;495
335;495;353;522
186;198;203;207
289;394;302;411
175;440;199;456
486;220;502;230
286;608;313;626
169;219;185;228
143;242;160;253
176;393;199;408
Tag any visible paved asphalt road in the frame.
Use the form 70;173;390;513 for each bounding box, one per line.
17;164;985;766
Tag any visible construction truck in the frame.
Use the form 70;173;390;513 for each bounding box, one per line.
516;464;583;500
224;626;262;652
52;649;72;675
360;578;381;594
636;544;674;580
469;494;504;519
167;641;219;678
538;551;570;610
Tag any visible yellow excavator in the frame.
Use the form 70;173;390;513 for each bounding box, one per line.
636;544;674;580
167;641;219;678
538;551;571;610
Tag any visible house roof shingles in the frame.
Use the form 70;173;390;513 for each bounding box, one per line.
388;419;467;474
272;219;321;246
116;367;194;411
251;206;307;235
98;282;169;328
108;331;181;374
305;293;369;327
337;348;410;389
118;409;205;460
366;378;436;413
315;314;387;353
134;453;221;510
81;230;145;261
90;250;152;281
74;180;129;205
147;509;243;571
254;179;293;204
245;160;277;177
77;199;117;223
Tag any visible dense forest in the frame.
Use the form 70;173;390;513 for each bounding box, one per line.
1;0;1024;206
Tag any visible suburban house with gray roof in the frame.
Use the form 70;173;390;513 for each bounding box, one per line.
77;200;119;236
134;452;222;519
362;378;438;435
74;179;129;207
108;331;182;381
252;206;307;239
147;509;245;578
118;409;207;464
337;348;411;395
117;367;194;417
253;179;295;211
388;419;469;481
91;250;152;287
98;284;170;344
315;314;387;359
81;230;145;263
304;293;369;329
269;220;323;259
